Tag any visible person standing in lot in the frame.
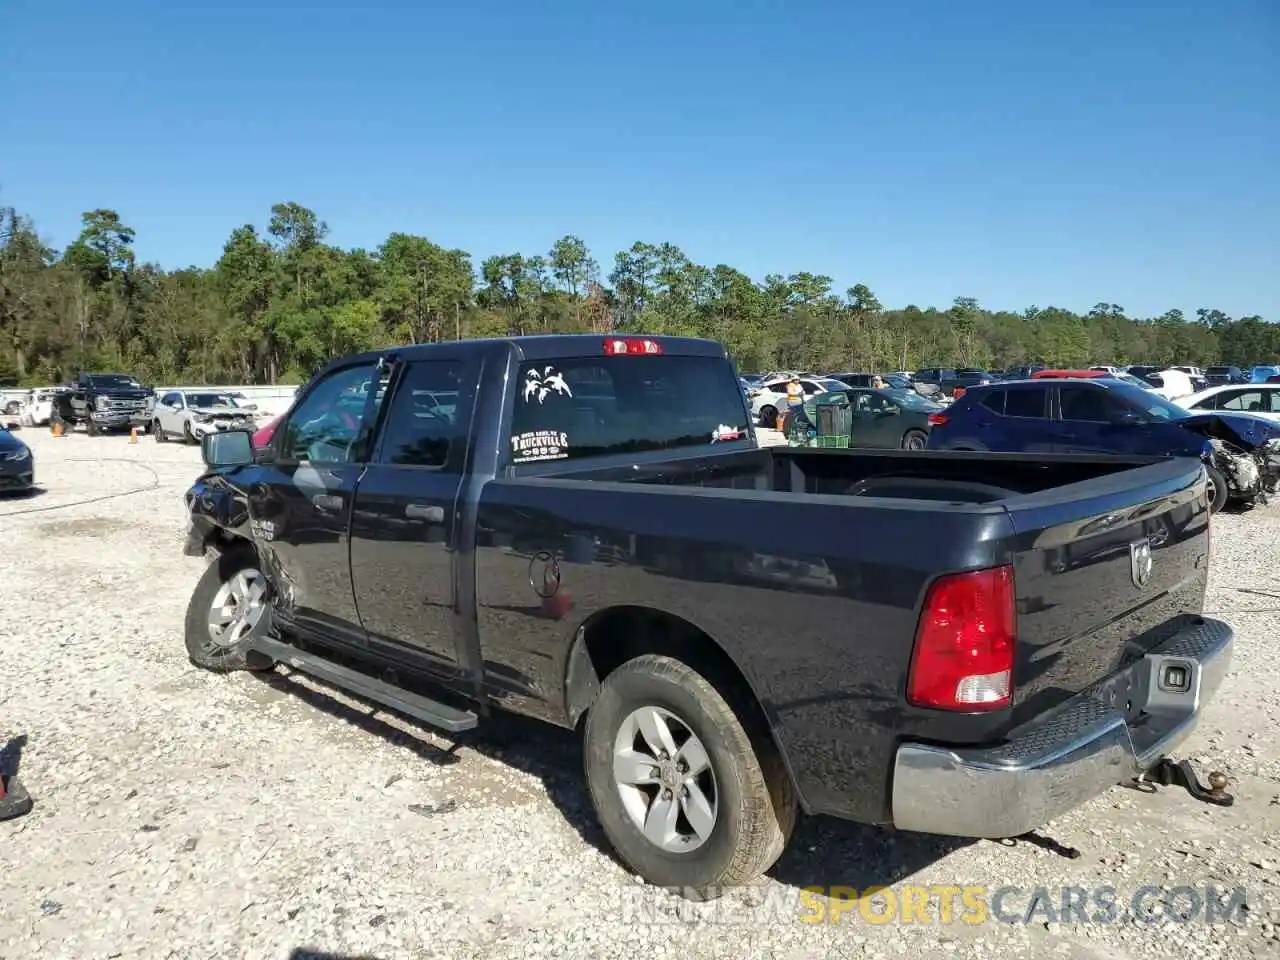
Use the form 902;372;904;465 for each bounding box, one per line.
786;377;803;409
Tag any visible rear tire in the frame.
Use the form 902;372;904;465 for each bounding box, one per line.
758;405;777;428
902;429;928;450
184;549;277;673
1205;465;1229;514
583;654;797;899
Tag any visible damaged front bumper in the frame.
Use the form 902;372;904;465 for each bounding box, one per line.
1184;414;1280;504
1205;436;1280;504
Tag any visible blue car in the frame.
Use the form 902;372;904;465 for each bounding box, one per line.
0;425;34;493
926;377;1280;512
1251;365;1280;384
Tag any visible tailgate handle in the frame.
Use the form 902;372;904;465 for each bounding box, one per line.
311;494;344;512
406;503;445;522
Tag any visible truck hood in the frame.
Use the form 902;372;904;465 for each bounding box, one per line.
95;388;152;400
1180;411;1280;450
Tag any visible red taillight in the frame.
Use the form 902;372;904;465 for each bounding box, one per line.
927;413;948;427
907;565;1016;712
604;337;663;356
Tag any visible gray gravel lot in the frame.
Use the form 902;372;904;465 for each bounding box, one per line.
1;428;1278;960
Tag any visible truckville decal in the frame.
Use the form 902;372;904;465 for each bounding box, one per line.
522;366;573;403
511;430;570;462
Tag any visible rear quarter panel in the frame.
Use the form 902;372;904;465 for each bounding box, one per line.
473;477;1014;823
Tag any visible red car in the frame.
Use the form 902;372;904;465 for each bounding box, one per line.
1029;369;1110;379
252;413;283;449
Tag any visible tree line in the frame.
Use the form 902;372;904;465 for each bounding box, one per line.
0;200;1273;388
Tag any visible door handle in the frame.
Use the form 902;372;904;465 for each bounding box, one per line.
406;503;445;522
311;493;344;511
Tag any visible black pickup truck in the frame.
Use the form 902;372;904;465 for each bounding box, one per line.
52;372;153;435
181;334;1233;898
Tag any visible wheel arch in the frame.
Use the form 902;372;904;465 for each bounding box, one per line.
563;603;805;807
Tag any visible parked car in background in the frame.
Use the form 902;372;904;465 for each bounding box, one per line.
1205;365;1248;386
1089;366;1123;377
783;387;942;449
52;372;154;436
1172;366;1209;391
1144;369;1196;400
1126;365;1160;383
1003;364;1045;380
251;413;283;449
0;425;34;493
153;390;259;444
827;372;913;390
1251;365;1280;384
927;377;1280;512
912;367;993;398
749;376;845;427
18;388;59;427
1030;369;1109;380
1177;385;1280;422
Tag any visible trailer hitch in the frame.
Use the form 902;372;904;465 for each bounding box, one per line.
1129;759;1235;807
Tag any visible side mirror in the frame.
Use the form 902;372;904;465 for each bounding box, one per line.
202;429;254;468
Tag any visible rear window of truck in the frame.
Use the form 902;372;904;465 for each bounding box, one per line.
509;355;749;463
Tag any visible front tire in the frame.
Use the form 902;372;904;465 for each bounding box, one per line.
184;549;277;673
1205;465;1229;514
154;420;165;442
583;654;797;899
183;421;196;445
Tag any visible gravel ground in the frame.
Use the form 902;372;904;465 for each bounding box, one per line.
1;428;1278;960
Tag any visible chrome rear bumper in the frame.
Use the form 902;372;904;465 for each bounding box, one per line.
891;616;1233;838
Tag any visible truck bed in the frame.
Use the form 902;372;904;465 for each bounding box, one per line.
477;447;1209;821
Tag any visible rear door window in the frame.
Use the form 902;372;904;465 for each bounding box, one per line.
509;356;749;463
375;361;467;468
1217;390;1268;414
979;390;1005;415
1004;388;1048;419
1058;385;1113;422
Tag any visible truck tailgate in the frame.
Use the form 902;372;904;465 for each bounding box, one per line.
1003;457;1211;725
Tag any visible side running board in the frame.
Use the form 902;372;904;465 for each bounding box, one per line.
249;635;479;733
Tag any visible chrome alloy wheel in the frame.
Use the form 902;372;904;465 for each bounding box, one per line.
207;569;267;648
612;705;719;853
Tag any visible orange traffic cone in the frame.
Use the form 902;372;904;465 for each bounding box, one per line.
52;421;63;438
129;427;138;444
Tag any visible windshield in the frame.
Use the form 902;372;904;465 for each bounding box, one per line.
1105;382;1190;421
1207;367;1231;375
87;374;142;389
884;388;940;410
184;392;240;408
1109;373;1151;388
817;378;849;391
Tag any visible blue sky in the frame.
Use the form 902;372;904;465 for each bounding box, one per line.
2;0;1277;318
